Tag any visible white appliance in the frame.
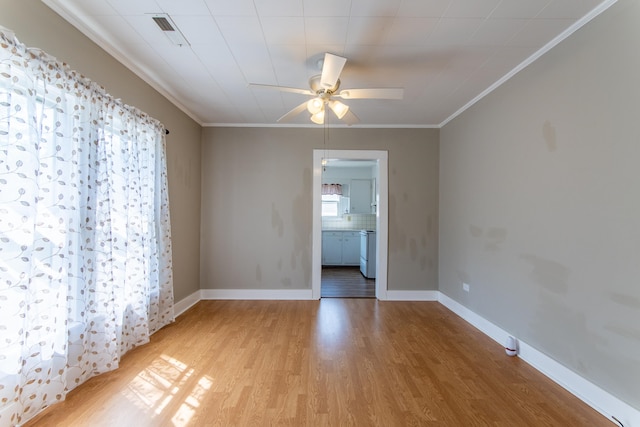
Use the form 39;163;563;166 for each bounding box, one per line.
360;230;376;279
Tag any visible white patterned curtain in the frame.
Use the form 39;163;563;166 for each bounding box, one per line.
0;28;174;426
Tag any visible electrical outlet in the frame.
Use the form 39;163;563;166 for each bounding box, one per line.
462;282;470;292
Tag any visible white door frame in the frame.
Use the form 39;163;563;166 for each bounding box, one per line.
312;149;388;300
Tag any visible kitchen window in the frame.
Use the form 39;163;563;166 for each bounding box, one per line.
321;194;340;217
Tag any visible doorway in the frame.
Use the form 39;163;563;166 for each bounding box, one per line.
311;149;388;299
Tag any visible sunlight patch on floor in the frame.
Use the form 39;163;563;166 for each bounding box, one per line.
172;375;213;426
118;353;216;426
119;354;196;419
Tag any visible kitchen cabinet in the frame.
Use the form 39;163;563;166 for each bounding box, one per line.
341;232;360;265
370;178;377;213
349;179;371;214
322;231;342;265
322;231;360;266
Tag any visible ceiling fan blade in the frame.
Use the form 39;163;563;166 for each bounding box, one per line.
341;109;360;126
248;83;313;96
277;101;309;123
337;88;404;100
320;53;347;89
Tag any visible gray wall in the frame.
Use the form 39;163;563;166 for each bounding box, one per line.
439;0;640;409
201;127;439;292
1;0;203;302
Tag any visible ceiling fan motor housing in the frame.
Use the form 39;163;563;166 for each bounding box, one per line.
309;75;339;97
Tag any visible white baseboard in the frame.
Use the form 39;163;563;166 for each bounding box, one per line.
438;293;507;344
173;290;201;317
518;339;638;427
201;288;314;300
385;290;439;301
438;292;639;427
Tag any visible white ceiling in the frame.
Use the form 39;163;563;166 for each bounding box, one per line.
43;0;614;128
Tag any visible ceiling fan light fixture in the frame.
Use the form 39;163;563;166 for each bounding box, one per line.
307;97;323;114
310;110;325;125
252;52;396;125
328;99;349;119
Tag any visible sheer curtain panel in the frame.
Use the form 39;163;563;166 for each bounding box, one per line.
0;28;174;426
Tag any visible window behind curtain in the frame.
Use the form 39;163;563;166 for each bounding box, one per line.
0;27;174;426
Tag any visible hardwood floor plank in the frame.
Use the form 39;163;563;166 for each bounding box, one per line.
24;300;613;426
321;266;375;298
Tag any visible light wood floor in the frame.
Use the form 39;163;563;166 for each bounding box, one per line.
321;266;375;298
26;300;612;426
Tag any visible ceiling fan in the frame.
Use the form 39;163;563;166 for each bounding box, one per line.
249;53;404;125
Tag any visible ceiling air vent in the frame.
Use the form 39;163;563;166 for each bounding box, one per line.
151;14;190;46
152;16;174;32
